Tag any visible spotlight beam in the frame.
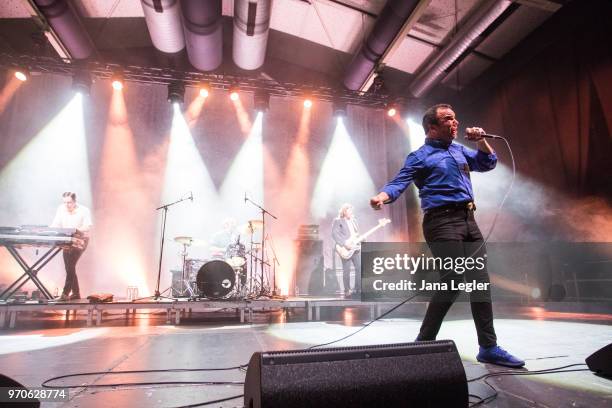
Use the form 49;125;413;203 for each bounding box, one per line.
310;118;376;220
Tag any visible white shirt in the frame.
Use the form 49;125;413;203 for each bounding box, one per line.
51;204;92;234
347;218;358;236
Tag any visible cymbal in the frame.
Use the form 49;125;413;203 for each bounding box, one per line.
239;220;263;234
174;236;208;247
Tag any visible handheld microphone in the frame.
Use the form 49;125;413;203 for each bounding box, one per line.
464;133;503;140
244;192;247;203
189;191;193;202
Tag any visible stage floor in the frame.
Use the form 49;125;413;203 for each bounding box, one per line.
0;305;611;407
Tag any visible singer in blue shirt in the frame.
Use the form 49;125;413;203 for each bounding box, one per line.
370;104;524;368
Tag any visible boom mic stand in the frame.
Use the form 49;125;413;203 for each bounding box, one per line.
135;194;192;302
245;196;277;297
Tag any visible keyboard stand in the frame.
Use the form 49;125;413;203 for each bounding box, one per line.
0;245;60;300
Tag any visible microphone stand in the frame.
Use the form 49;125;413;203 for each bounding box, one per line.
135;194;192;302
266;233;281;297
245;196;277;297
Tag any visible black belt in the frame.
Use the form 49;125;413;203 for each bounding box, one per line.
425;201;476;216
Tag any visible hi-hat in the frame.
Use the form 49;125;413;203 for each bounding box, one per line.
174;236;208;247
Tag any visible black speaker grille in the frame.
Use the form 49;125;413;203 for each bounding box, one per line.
245;340;468;408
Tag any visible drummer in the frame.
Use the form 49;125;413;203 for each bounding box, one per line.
209;218;240;258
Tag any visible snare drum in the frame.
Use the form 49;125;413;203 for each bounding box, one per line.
196;260;236;299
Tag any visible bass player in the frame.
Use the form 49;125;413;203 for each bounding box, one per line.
332;203;361;299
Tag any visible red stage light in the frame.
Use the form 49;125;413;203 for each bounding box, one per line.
387;107;397;117
304;99;312;108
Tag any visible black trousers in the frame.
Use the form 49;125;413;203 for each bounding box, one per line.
418;208;497;347
341;251;361;293
62;247;85;297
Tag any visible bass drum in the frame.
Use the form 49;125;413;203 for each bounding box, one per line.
196;260;235;299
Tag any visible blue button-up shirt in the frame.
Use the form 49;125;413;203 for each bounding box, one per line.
382;138;497;211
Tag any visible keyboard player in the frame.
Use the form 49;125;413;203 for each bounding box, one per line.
50;192;92;301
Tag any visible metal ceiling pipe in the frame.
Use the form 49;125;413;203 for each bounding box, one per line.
408;0;512;97
32;0;95;59
140;0;185;54
233;0;272;71
343;0;420;91
180;0;222;71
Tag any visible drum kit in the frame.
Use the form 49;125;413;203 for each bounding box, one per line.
173;219;270;300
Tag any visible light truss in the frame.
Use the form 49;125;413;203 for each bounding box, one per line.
0;53;396;109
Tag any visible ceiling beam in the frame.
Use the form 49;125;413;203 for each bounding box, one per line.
23;0;72;59
358;0;432;93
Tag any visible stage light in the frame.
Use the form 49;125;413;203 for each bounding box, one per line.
199;83;210;98
304;99;312;108
198;81;210;98
14;68;29;82
333;98;347;118
229;86;240;101
72;70;92;95
167;81;185;105
254;90;270;113
111;72;124;90
386;99;403;118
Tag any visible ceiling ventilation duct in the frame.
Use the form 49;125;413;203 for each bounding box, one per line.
180;0;223;71
233;0;271;70
343;0;421;91
140;0;185;54
32;0;95;59
408;0;512;98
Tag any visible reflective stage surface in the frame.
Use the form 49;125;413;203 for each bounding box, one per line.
0;305;611;407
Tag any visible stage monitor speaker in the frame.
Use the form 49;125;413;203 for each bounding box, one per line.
294;240;324;296
244;340;468;408
0;374;40;407
586;343;612;378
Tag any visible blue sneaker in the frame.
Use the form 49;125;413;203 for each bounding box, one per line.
477;345;525;368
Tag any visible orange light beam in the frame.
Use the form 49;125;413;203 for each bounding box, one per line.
185;94;206;129
0;75;23;115
95;88;151;296
232;97;253;137
274;105;313;295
